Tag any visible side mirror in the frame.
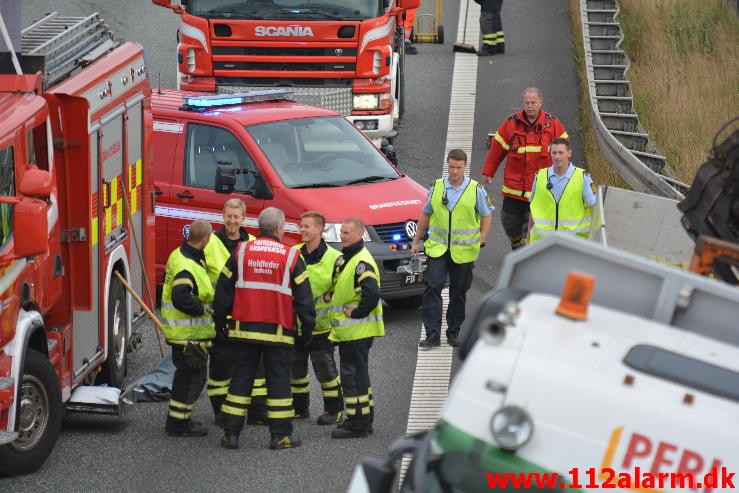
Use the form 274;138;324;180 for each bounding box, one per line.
214;165;274;200
151;0;184;13
215;165;236;194
19;169;53;198
14;198;48;258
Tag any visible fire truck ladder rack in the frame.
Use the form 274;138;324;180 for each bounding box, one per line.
21;12;118;89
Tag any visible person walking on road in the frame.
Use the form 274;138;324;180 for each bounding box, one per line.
291;211;344;425
403;8;418;54
481;87;569;250
476;0;505;56
161;219;214;437
528;138;596;244
327;218;384;439
203;199;270;428
214;207;315;450
412;149;493;348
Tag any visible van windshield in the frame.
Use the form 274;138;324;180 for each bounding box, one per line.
245;116;400;189
188;0;382;20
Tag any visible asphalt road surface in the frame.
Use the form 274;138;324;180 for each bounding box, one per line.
3;1;582;491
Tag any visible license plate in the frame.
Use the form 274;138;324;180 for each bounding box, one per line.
402;273;424;285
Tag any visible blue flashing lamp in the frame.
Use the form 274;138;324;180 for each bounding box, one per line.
182;90;295;110
392;233;402;242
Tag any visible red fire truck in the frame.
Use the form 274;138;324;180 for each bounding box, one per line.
0;13;154;475
151;0;419;151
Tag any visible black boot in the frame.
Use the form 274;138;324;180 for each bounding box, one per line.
221;431;240;449
270;434;302;449
477;45;496;57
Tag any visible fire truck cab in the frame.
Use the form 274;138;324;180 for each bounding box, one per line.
0;13;154;475
152;90;427;306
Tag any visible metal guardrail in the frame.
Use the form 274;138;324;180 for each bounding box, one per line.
580;0;689;200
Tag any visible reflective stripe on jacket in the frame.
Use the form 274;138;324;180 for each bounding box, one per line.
295;243;341;336
231;238;299;331
329;247;384;342
529;167;591;243
481;110;568;201
161;248;215;341
424;178;481;263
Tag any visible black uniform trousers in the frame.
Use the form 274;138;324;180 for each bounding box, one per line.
208;338;267;421
220;340;294;436
480;0;505;51
421;251;474;340
338;337;374;431
166;344;207;431
290;334;343;415
501;196;530;249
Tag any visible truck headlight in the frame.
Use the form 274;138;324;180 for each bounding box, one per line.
490;406;533;451
353;93;392;110
323;223;372;243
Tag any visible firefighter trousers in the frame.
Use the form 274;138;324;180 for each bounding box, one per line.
207;338;267;421
166;344;207;431
338;337;374;431
290;334;343;416
220;340;294;436
480;0;505;50
501;196;531;249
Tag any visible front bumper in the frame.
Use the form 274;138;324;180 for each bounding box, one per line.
349;113;394;147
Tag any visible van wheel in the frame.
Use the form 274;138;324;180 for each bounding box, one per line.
97;276;127;387
386;295;423;309
0;349;63;476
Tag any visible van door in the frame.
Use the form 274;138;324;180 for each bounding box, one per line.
168;122;265;244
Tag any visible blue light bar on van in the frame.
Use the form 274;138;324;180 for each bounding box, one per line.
182;90;295;110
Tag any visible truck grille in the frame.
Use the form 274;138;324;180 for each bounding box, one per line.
370;222;416;244
214;61;355;72
214;46;357;57
216;77;352;87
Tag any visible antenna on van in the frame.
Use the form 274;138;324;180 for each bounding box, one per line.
157;72;162;95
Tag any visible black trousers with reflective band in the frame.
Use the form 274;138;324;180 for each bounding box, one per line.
208;339;267;419
220;340;294;436
501;196;530;248
291;334;343;415
338;337;374;431
167;344;207;429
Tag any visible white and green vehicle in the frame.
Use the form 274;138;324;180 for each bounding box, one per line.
349;126;739;492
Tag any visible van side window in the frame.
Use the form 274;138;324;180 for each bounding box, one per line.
0;146;16;249
184;124;257;190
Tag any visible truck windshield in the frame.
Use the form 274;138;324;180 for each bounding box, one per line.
188;0;383;20
246;116;399;189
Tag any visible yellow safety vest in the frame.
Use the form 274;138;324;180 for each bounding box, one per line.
161;247;215;342
424;179;481;263
295;243;341;336
529;167;591;244
329;247;384;343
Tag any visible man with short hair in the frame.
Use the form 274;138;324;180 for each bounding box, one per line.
528;138;596;243
481;87;569;250
291;211;344;425
161;219;214;437
412;149;493;348
203;199;267;428
214;207;315;450
327;218;384;439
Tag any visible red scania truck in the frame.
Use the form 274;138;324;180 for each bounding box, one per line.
151;0;419;151
0;13;154;475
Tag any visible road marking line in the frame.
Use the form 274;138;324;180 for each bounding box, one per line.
399;1;480;486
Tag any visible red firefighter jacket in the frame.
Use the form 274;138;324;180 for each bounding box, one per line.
481;109;568;201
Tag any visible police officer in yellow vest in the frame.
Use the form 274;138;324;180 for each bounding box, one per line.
290;211;344;425
528;138;596;244
161;219;215;437
203;199;267;428
326;218;384;439
412;149;493;348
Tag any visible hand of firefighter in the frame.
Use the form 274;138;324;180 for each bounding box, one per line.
183;342;209;370
214;318;231;341
343;305;357;318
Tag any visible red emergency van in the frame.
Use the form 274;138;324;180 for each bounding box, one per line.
152;90;427;306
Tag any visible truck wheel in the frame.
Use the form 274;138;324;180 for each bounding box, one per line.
0;349;63;476
386;295;423;309
98;276;128;387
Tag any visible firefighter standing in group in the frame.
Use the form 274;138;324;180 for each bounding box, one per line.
480;87;569;250
213;207;315;450
326;218;384;439
290;211;344;425
161;219;215;437
202;198;271;427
